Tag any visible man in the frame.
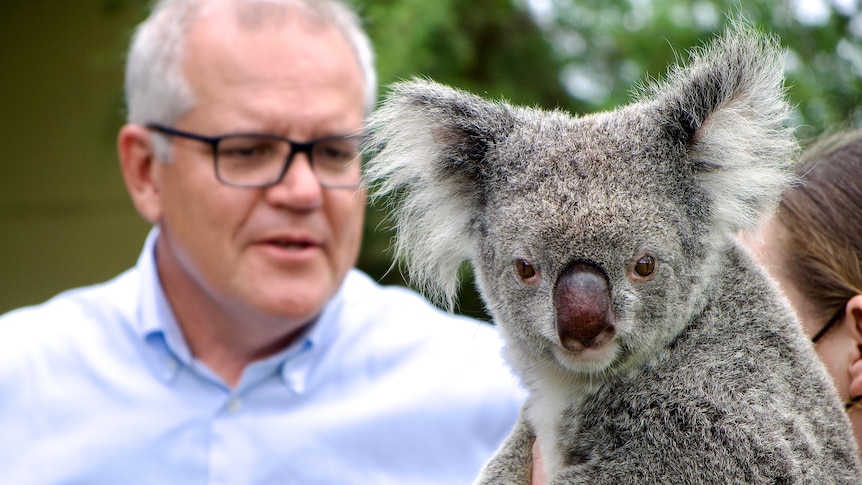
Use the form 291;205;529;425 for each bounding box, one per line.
0;1;523;483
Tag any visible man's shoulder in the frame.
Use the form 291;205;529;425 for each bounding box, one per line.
335;270;519;387
0;268;140;350
338;270;509;349
341;269;484;327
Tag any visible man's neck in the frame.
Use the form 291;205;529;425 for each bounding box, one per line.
169;295;309;388
154;238;310;388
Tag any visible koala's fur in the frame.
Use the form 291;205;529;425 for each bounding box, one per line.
364;25;862;484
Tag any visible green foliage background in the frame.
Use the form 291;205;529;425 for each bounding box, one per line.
1;0;860;317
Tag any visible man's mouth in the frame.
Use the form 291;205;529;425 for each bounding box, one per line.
269;239;315;249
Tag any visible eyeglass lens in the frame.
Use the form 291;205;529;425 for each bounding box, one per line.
215;135;361;188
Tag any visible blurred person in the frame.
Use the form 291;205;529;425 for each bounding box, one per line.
0;0;523;483
742;128;862;461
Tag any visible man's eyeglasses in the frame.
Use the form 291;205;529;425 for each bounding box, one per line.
146;123;364;189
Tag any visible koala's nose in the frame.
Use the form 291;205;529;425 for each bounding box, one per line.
554;262;614;351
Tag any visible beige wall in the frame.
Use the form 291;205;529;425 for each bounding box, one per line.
0;1;150;313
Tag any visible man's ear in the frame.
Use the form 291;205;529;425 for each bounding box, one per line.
118;124;162;224
844;295;862;399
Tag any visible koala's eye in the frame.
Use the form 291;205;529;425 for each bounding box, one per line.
629;252;658;283
634;256;655;276
514;258;539;283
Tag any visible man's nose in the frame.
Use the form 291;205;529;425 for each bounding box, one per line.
264;152;324;209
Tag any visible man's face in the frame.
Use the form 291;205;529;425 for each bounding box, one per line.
149;11;366;328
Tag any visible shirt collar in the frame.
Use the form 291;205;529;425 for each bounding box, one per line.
135;227;191;382
277;272;350;393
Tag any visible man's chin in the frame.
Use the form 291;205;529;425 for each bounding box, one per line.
247;282;332;323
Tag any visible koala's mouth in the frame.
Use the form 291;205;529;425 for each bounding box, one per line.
556;325;615;353
551;334;620;373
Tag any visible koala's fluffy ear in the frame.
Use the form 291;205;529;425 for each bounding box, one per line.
363;79;515;309
645;22;798;234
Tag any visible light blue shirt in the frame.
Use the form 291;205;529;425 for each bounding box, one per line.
0;229;524;484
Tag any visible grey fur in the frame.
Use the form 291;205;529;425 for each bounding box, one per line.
364;24;862;484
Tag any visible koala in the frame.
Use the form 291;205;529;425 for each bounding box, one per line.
364;24;862;484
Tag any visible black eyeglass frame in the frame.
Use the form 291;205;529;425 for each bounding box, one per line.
811;305;846;343
145;123;365;189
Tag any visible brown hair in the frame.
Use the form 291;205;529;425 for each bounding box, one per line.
773;129;862;322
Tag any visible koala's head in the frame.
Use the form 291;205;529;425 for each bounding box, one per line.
365;25;796;378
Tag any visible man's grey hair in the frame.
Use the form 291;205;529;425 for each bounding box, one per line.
124;0;376;159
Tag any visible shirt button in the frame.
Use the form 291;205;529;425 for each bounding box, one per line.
227;397;242;414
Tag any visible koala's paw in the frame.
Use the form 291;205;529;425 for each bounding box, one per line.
474;414;534;485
